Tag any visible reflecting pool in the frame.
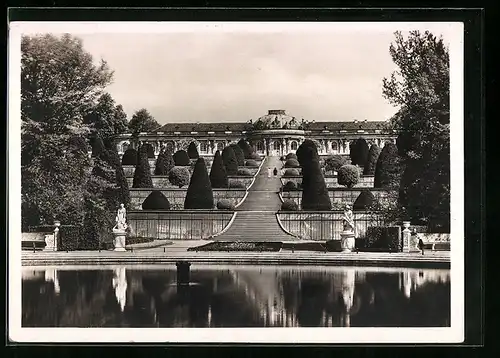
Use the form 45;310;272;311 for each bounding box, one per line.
22;265;450;327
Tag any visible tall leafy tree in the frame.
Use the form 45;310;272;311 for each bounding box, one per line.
128;108;160;134
382;30;450;231
83;93;128;141
132;145;153;188
363;144;382;175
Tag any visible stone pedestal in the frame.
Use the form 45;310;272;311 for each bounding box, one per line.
402;221;411;253
176;261;191;286
43;220;60;252
112;228;127;252
340;230;356;252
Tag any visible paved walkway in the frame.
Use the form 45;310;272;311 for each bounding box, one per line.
217;156;297;242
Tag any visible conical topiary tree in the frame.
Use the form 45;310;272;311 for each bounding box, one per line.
222;146;238;175
143;143;155;159
230;144;245;166
350;138;369;167
209;150;228;188
105;145;131;208
184;157;214;209
353;189;376;211
374;143;402;188
154;149;175;175
296;139;318;168
121;148;138;165
187;141;199;159
142;190;171;210
301;147;331;211
173;150;190;166
363;144;381;175
133;145;153;188
237;139;254;159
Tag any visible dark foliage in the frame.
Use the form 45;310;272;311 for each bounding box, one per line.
353;189;376;211
281;199;299;211
296;139;318;167
217;199;235;211
337;165;360;188
121;148;138;165
374;143;403;188
286;153;298;160
301;148;331;211
173;150;190;166
209;150;228;188
142;190;171;210
350;138;369;167
230;144;245;166
325;155;349;173
283;168;300;177
143;143;155;159
245;159;259;167
282;181;298;192
184;158;214;209
187;142;199;159
168;166;191;188
363;144;381;175
284;158;300;168
222;146;238;175
237;168;253;177
132;145;153;188
237;139;254;159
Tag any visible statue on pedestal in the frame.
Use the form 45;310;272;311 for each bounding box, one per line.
342;204;356;235
114;203;127;231
340;204;356;252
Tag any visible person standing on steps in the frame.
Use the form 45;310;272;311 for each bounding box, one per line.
273;167;278;176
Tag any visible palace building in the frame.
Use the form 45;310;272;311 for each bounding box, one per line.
114;109;397;158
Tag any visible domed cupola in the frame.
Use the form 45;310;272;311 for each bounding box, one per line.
253;110;299;130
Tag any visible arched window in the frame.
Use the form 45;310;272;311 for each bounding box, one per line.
273;141;281;150
331;141;338;151
122;142;129;153
256;141;265;152
290;141;298;151
200;141;208;153
217;142;225;151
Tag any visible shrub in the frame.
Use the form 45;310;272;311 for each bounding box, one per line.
301;148;331;211
325;240;342;252
132;145;153;188
237;168;252;177
173;150;190;166
230;144;245;166
363;226;402;252
282;181;297;192
237;139;254;159
184;157;214;209
249;152;261;160
353;189;376;211
187;142;199;159
350;138;369;167
296;139;318;167
106;146;131;208
245;159;259;167
325;155;349;172
121;148;138;165
142;190;171;210
363;144;381;175
58;225;85;251
154;150;173;175
281;199;299;211
143;143;156;158
229;181;246;189
217;199;235;211
283;168;300;177
222;146;238;175
337;164;360;188
374;143;403;189
284;158;300;168
209;150;228;188
286;153;298;160
168;166;190;188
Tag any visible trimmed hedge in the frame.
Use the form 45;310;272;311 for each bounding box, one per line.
168;166;191;188
222;146;238;175
283;168;300;177
154;149;175;175
282;181;297;192
350;138;369;167
285;153;298;160
184;157;214;209
249;152;261;160
363;144;381;175
229;181;246;189
281;199;299;211
217;199;235;211
237;168;253;177
142;190;171;210
374;143;402;189
132;145;153;188
230;144;245;166
237;139;254;159
209;150;228;188
245;159;259;167
173;150;190;166
325;240;342;252
301;148;331;211
359;226;402;252
187;142;199;159
337;164;360;188
296;139;318;167
284;158;300;168
121;148;138;165
353;189;376;211
58;225;85;251
325;155;349;172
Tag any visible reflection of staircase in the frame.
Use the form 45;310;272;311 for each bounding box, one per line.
217;156;298;242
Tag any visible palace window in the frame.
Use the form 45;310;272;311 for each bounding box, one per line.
290;141;298;151
256;141;265;152
332;141;338;151
273;141;281;150
200;141;208;153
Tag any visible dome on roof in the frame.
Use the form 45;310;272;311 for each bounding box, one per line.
254;110;301;129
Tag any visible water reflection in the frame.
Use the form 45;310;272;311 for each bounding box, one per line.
22;265;450;328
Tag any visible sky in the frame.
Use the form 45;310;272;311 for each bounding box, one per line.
63;23;455;125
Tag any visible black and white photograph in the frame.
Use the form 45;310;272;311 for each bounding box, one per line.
8;19;465;343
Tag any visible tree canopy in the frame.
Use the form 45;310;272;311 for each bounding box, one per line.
128;108;160;134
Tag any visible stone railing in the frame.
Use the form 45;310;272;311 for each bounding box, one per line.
280;188;391;207
280;175;375;188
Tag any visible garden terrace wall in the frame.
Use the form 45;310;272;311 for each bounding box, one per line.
277;211;383;241
129;188;247;210
280;175;375;188
280;188;391;207
127;210;235;240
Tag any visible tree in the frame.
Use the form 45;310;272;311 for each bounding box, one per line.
229;144;245;166
121;148;138;166
132;145;153;188
128;108;160;134
113;104;129;135
83;93;128;141
373;143;403;189
222;146;238;175
325;155;349;173
337;165;360;188
209;150;228;188
105;144;130;209
187;142;199;159
296;139;318;168
301;147;331;211
353;190;376;211
168;166;191;188
21;34;113;228
383;30;450;231
184;158;214;209
350;138;369;167
173;150;190;166
142;190;171;210
155;148;175;175
363;144;382;175
237;139;254;159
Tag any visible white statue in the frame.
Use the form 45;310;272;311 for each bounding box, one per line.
342;204;356;236
114;203;127;231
